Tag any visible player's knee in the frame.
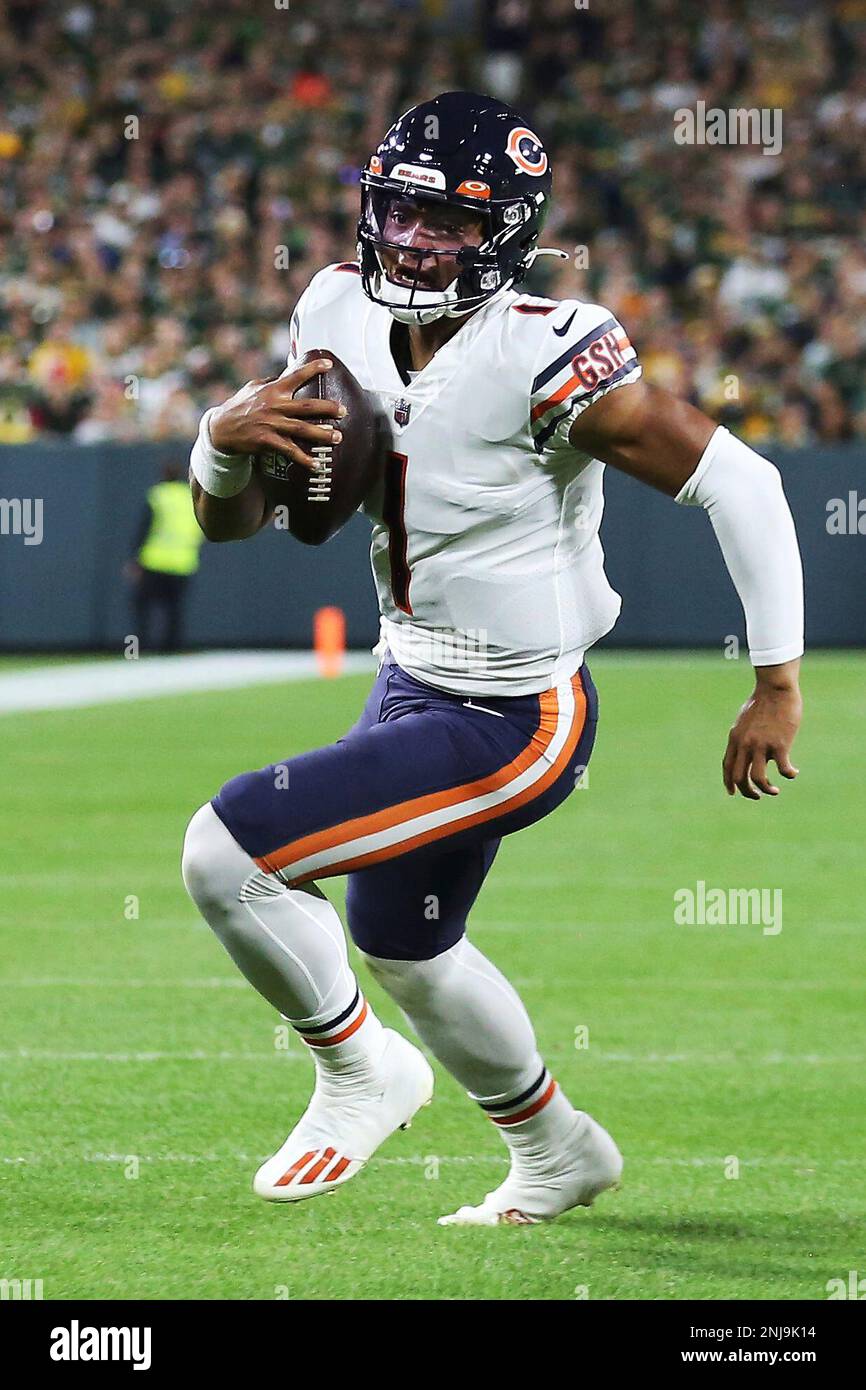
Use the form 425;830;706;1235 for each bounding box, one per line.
181;802;217;910
181;801;238;917
361;947;457;1008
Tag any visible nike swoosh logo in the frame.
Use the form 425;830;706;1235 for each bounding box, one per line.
463;700;505;719
553;309;578;337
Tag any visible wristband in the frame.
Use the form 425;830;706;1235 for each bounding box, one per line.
190;407;252;499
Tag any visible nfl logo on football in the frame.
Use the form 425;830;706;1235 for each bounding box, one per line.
262;452;291;480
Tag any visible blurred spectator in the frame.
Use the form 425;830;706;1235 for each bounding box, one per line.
0;0;864;447
126;461;205;653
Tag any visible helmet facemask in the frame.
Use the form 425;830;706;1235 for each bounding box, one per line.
358;179;538;325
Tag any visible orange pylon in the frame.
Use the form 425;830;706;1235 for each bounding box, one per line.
314;606;346;677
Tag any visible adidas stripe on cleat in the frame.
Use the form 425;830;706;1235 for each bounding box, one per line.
253;1028;434;1203
271;1147;362;1194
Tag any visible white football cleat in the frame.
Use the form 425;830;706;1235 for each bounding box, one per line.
253;1028;434;1203
438;1112;622;1227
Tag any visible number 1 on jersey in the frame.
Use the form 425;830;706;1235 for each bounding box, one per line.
383;450;412;615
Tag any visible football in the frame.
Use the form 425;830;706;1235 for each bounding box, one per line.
256;348;391;545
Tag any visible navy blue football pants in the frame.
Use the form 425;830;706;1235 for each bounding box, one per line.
212;655;598;960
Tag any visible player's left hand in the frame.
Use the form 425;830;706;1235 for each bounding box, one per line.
722;662;802;799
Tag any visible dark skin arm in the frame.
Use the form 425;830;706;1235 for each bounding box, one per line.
191;358;344;542
189;470;274;542
569;380;802;800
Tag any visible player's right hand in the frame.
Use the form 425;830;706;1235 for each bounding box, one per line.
208;359;346;472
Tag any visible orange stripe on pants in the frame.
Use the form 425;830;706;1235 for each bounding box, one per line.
258;673;587;886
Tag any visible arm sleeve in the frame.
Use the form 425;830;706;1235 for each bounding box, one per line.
529;303;642;455
675;426;804;666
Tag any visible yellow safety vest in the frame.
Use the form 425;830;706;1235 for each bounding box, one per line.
138;481;204;576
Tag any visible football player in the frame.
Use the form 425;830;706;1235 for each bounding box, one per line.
182;93;803;1225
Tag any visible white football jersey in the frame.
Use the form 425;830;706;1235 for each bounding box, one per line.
288;262;641;696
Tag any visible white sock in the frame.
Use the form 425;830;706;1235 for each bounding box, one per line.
363;938;579;1164
182;803;385;1077
473;1063;581;1171
289;987;386;1079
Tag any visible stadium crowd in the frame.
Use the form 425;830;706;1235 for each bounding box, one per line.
1;0;865;446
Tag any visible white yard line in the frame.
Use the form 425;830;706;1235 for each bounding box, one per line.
586;1052;866;1065
0;650;375;715
0;1049;305;1062
470;920;864;940
0;1151;860;1169
0;974;539;988
0;1047;861;1065
0;977;248;988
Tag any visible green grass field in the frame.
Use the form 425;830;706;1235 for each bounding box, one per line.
1;652;863;1300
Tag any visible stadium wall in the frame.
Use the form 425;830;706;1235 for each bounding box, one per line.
1;442;863;652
